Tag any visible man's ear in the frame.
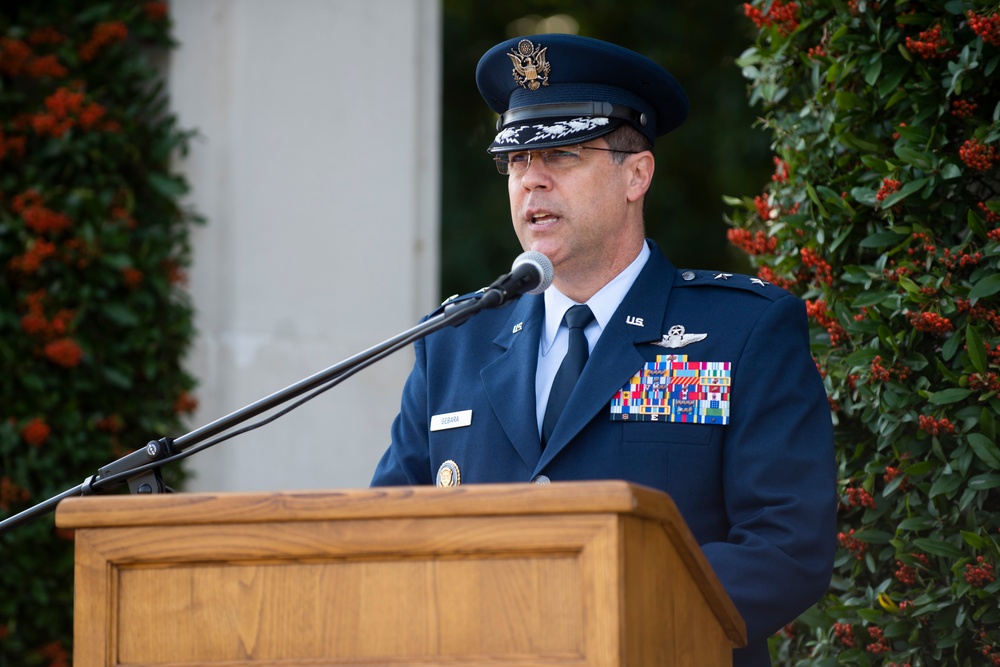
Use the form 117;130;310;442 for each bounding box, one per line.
625;152;655;203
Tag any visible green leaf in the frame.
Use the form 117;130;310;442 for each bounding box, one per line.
877;64;909;96
863;57;883;86
942;332;963;362
968;474;1000;490
805;182;829;217
940;162;962;179
879;178;930;209
835;90;865;110
961;531;988;549
969;208;989;240
969;273;1000;304
894;146;934;169
859;231;906;248
982;409;997;442
148;172;189;199
102;303;140;327
929;473;963;498
852;291;891;308
966;326;986;374
927;388;973;405
912;537;965;558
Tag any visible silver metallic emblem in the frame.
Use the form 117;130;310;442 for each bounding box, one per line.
652;325;708;349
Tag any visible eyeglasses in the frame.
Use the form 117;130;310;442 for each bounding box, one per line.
493;145;638;176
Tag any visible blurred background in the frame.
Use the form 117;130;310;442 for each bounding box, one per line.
171;0;771;493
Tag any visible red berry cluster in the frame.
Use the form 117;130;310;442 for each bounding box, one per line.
939;247;982;270
771;156;790;183
833;622;856;648
39;641;68;667
978;201;1000;223
918;414;955;435
970;372;1000;393
884;465;912;492
883;261;913;281
174;391;199;415
866;626;891;654
846;486;877;509
978;629;1000;666
956;299;1000;330
20;417;51;447
964;556;996;588
8;236;57;273
896;560;917;585
744;1;800;35
876;177;902;202
43;338;84;368
868;355;912;384
907;231;936;257
907;310;954;335
28;86;114;139
808;43;828;58
805;299;848;346
838;528;868;559
905;25;950;59
756;265;797;289
847;0;881;15
959;138;998;171
12;190;71;235
968;11;1000;47
952;98;978;118
79;21;128;62
800;247;833;285
727;227;777;255
754;194;777;220
0;476;31;511
0;36;68;78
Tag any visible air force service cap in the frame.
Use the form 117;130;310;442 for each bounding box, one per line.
476;34;689;154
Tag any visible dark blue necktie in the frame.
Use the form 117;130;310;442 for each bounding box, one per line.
542;304;595;447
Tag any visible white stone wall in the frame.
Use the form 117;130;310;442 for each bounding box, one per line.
167;0;441;492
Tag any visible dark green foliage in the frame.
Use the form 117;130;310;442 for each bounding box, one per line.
728;1;1000;664
0;2;196;664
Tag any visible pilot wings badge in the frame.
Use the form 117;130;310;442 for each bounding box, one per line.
509;39;550;90
652;325;708;349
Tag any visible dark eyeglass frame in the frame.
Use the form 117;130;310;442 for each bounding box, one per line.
493;145;639;175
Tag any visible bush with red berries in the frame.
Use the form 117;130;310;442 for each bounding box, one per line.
729;0;1000;664
0;2;197;664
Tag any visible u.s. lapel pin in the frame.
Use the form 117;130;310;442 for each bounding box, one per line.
652;324;707;349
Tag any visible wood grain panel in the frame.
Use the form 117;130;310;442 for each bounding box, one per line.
61;483;744;667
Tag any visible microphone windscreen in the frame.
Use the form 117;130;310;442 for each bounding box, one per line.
512;251;554;294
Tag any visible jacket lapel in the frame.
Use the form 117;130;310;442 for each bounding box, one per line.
534;243;676;473
481;295;545;469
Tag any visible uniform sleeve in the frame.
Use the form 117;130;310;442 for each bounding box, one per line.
370;336;434;486
700;293;837;643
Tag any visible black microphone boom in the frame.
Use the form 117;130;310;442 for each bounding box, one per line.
0;251;554;534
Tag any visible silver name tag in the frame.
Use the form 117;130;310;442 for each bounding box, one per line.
430;409;473;432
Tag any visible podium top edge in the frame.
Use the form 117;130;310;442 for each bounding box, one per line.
55;480;677;529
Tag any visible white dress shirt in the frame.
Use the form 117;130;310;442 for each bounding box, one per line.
534;242;651;436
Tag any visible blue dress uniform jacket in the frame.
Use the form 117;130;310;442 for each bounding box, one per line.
372;240;836;667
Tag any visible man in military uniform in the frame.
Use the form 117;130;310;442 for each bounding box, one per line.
372;34;836;667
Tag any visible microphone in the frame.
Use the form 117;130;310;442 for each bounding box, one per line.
482;251;554;305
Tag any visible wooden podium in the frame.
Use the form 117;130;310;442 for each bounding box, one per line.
56;481;746;666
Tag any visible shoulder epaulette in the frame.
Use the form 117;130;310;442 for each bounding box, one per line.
672;269;789;302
